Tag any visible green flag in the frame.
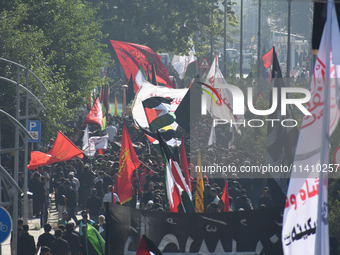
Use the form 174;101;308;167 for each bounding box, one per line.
86;223;105;255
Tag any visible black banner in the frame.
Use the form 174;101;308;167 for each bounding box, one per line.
106;204;283;254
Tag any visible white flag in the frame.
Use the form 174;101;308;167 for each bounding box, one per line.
89;135;109;150
131;81;188;129
203;56;244;132
171;48;197;80
82;125;96;157
282;2;340;254
135;65;146;89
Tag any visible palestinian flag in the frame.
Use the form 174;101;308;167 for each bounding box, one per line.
142;97;175;132
136;235;162;255
141;126;180;148
157;131;195;213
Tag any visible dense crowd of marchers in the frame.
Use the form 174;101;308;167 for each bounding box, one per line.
2;112;288;255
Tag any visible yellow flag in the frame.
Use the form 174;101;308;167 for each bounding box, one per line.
195;151;204;213
251;34;255;43
114;95;118;116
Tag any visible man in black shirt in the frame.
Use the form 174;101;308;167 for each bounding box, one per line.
37;224;55;254
62;223;80;255
86;189;102;221
141;182;155;209
64;181;78;224
50;229;71;255
18;225;36;255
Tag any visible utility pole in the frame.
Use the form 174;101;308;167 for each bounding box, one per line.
240;0;243;78
257;0;262;77
23;55;29;224
287;0;292;78
13;66;20;255
224;0;227;76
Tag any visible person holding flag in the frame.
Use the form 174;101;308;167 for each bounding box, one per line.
103;185;120;205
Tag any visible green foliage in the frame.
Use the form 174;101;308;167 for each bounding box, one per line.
0;0;110;145
96;0;237;54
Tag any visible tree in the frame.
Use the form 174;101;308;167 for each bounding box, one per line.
94;0;237;54
0;0;110;145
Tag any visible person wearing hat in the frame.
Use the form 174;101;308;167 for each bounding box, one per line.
145;200;154;210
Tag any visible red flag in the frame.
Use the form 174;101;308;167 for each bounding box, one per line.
110;40;173;90
28;131;83;170
220;181;230;212
83;97;103;128
136;235;162;255
180;136;191;191
262;47;273;69
117;122;141;204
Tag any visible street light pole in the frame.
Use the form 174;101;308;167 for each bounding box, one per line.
287;0;292;78
240;0;243;78
13;66;21;255
122;84;128;116
23;55;29;224
257;0;262;78
224;0;227;76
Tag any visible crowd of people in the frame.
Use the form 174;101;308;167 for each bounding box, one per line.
7;112;286;254
16;210;105;255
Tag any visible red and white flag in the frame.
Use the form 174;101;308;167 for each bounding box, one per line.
82;125;96;157
282;2;340;254
165;158;182;212
90;135;108;150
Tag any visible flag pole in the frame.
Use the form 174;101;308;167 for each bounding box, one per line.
316;1;332;254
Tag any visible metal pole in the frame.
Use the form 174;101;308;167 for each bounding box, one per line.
0;115;2;255
257;0;262;77
122;85;128;116
13;66;20;255
287;0;292;78
240;0;243;78
23;55;29;224
224;0;227;76
211;32;213;65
